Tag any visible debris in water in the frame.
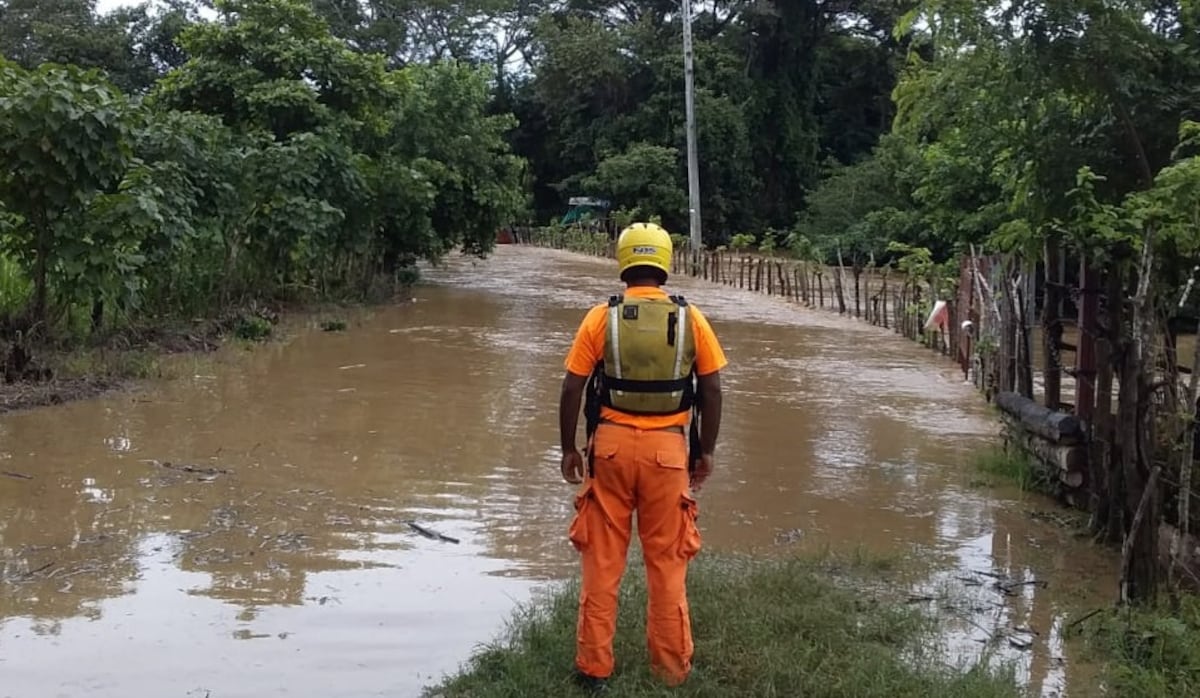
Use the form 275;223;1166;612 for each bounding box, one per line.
260;531;312;552
994;579;1047;596
1;470;32;480
338;363;367;370
146;460;232;482
972;569;1007;580
405;520;460;544
1007;628;1036;651
18;562;54;580
773;528;804;545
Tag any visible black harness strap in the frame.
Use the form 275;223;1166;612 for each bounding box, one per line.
601;376;692;393
584;364;603;479
669;296;703;473
688;381;703;475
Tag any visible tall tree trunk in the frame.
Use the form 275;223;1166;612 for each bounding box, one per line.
1090;267;1121;542
1043;238;1064;409
835;247;847;314
999;260;1017;393
31;219;50;335
1077;262;1102;425
853;263;862;318
1015;264;1035;399
1119;226;1161;604
1172;314;1200;589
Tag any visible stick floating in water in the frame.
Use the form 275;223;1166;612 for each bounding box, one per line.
405;520;460;544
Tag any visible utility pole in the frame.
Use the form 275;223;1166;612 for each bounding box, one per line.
681;0;702;258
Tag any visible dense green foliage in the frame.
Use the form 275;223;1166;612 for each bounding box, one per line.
503;2;914;240
0;0;524;339
3;0;1196;330
807;1;1200;270
0;0;931;340
1081;594;1200;697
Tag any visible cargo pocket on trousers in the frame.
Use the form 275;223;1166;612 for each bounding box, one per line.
568;480;596;552
655;449;687;470
678;493;702;560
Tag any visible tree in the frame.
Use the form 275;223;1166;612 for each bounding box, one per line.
0;0;181;93
0;59;131;331
583;142;686;225
502;0;912;239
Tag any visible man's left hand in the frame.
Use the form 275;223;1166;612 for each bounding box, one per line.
561;449;585;484
690;453;714;492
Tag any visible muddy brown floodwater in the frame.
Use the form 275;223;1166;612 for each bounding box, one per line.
1;246;1116;697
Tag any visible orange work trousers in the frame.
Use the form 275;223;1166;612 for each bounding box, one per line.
568;422;702;685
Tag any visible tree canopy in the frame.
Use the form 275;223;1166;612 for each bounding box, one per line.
1;0;1197;340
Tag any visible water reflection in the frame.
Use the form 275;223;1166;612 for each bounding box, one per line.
0;246;1114;696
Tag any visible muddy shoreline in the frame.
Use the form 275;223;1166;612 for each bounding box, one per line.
0;375;125;414
0;300;390;415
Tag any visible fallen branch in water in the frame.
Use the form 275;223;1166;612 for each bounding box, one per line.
962;617;999;644
159;461;230;476
406;521;460;544
973;569;1007;580
994;579;1048;596
14;561;54;581
145;460;231;482
2;470;32;480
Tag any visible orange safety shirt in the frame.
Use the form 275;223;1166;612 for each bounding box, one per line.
564;287;728;430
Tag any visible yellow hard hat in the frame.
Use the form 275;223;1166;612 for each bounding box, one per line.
616;222;672;278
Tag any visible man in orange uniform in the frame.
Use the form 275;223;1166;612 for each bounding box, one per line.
558;222;727;692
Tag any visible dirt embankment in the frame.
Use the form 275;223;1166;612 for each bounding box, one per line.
0;307;283;415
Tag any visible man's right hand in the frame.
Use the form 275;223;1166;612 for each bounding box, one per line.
690;453;714;491
561;448;585;484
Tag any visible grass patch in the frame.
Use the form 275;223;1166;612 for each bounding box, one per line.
425;554;1021;697
972;447;1048;493
56;347;167;381
234;315;273;341
1074;595;1200;697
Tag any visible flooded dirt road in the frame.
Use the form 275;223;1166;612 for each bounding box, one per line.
1;246;1115;697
